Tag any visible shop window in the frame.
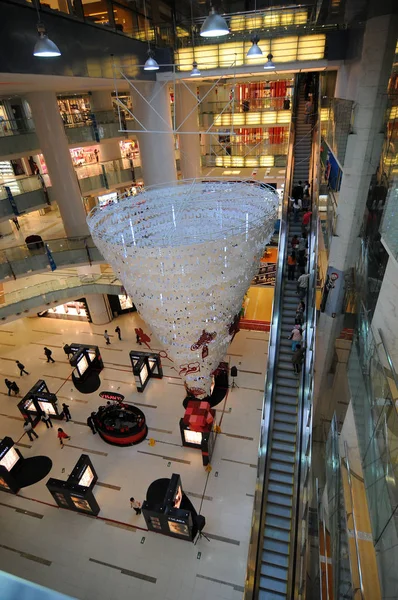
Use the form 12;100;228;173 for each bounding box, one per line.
40;0;72;16
113;3;135;35
81;0;111;26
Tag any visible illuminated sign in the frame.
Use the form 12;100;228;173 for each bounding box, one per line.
99;391;125;402
0;447;19;472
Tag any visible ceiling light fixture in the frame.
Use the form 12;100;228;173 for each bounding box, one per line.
142;0;159;71
190;1;201;76
190;61;201;76
247;35;263;58
33;23;61;57
264;53;275;70
200;6;229;38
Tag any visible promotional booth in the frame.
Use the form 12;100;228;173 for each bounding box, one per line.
47;454;100;515
142;473;203;542
0;437;52;494
17;380;63;425
129;350;163;392
69;343;104;394
180;401;216;466
93;402;147;446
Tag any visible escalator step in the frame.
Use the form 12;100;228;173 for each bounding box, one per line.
258;589;286;600
275;393;298;406
271;440;295;454
264;524;290;543
271;450;295;464
269;469;294;486
273;420;296;434
263;537;290;557
269;460;294;474
267;502;291;519
268;491;293;508
268;481;294;497
259;576;287;596
261;562;289;583
273;430;296;443
274;403;297;415
263;550;289;569
274;411;297;424
265;514;291;531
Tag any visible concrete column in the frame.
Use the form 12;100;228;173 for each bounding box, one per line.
0;220;13;236
85;293;112;325
315;12;398;399
130;82;177;186
26;92;89;238
175;82;201;179
90;90;122;163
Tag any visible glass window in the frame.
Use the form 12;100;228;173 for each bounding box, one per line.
113;3;134;35
81;0;111;26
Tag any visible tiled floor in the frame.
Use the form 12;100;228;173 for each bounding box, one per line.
0;311;269;600
0;206;66;252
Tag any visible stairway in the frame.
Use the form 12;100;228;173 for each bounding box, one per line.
258;79;313;599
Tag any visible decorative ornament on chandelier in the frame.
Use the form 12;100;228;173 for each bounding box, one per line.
87;179;278;399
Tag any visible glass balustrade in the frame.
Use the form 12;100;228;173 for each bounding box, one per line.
0;117;35;137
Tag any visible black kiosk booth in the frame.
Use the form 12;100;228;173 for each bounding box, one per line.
70;343;104;394
0;437;52;494
129;350;163;392
47;454;100;515
18;380;63;425
142;473;202;542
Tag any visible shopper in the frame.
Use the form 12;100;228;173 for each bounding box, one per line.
292;198;302;223
10;381;19;395
292;344;306;374
297;273;310;299
63;343;72;359
57;428;71;448
44;347;55;363
292;181;304;201
302;192;311;212
24;420;39;441
287;252;296;281
291;235;299;251
115;326;122;341
87;412;97;434
4;378;13;396
104;330;111;345
297;251;307;275
62;403;72;422
136;331;142;345
295;301;306;325
302;210;312;232
305;98;313;124
41;411;53;429
288;326;303;351
304;180;311;196
16;360;29;376
130;497;142;515
298;233;308;260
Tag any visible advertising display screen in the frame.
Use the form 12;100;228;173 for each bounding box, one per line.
173;486;182;509
38;400;57;415
0;476;10;490
70;495;92;512
119;295;133;310
79;466;94;488
148;357;158;375
140;363;149;384
0;447;19;472
77;354;89;376
54;492;69;507
23;399;36;412
184;430;202;446
168;520;190;537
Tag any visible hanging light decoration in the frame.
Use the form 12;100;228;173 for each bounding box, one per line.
190;61;201;76
142;0;159;71
247;35;263;58
200;6;229;38
190;2;201;76
87;179;278;399
264;53;275;69
32;1;60;58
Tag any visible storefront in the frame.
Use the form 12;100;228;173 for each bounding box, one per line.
38;299;89;322
70;146;99;167
119;139;140;165
108;293;136;315
57;94;91;126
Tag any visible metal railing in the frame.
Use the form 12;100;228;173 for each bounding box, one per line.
0;235;97;265
0;117;35;137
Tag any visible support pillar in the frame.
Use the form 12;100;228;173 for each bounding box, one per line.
175;82;201;179
315;12;398;400
85;294;112;325
130;82;177;186
90;90;122;163
26;92;89;238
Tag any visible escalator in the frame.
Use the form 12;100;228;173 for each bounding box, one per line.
245;74;319;599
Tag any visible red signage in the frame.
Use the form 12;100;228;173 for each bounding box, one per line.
99;391;125;402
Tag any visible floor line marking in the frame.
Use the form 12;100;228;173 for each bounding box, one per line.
0;342;15;347
246;337;267;342
0;501;43;520
221;458;257;469
167;382;184;387
131;402;158;409
58;396;88;404
0;544;51;566
149;427;173;434
153;439;181;448
220;432;254;441
96;481;121;491
64;444;108;457
204;533;241;546
238;369;262;375
15;442;32;449
0;329;14;333
105;521;136;532
32;330;63;336
0;372;21;379
235;386;264;393
32;343;63;349
186;491;213;501
103;378;134;386
196;574;244;591
227;353;243;357
89;558;156;583
246;493;255;498
0;412;24;421
137;450;190;464
0;356;19;362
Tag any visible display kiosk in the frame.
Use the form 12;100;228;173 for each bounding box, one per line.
129;350;163;392
0;437;23;494
142;473;202;542
17;380;63;425
69;343;104;394
94;402;147;446
179;401;216;466
46;454;100;515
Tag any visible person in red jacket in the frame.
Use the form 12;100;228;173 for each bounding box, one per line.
302;210;312;234
57;428;71;448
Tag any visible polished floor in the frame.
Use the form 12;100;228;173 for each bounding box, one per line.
0;312;269;600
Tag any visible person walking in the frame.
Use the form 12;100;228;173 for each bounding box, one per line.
10;381;19;395
87;412;97;434
16;360;29;376
288;326;303;351
291;235;299;251
5;378;13;396
57;428;71;448
297;273;310;299
305;98;313;123
104;330;111;345
136;331;142;345
115;326;122;341
302;210;312;234
62;403;72;422
292;181;304;201
63;343;72;359
292;344;305;374
24;420;39;441
295;300;306;325
292;198;302;223
130;497;142;515
287;252;296;281
41;411;53;428
44;347;55;363
297;251;307;275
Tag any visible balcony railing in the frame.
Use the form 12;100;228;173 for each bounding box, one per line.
320;97;355;167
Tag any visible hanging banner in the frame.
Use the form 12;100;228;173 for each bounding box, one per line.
46;244;57;272
4;186;19;216
320;266;344;317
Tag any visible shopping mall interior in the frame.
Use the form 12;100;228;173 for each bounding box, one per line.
0;0;397;599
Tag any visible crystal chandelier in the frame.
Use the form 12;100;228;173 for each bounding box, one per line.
87;179;278;398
